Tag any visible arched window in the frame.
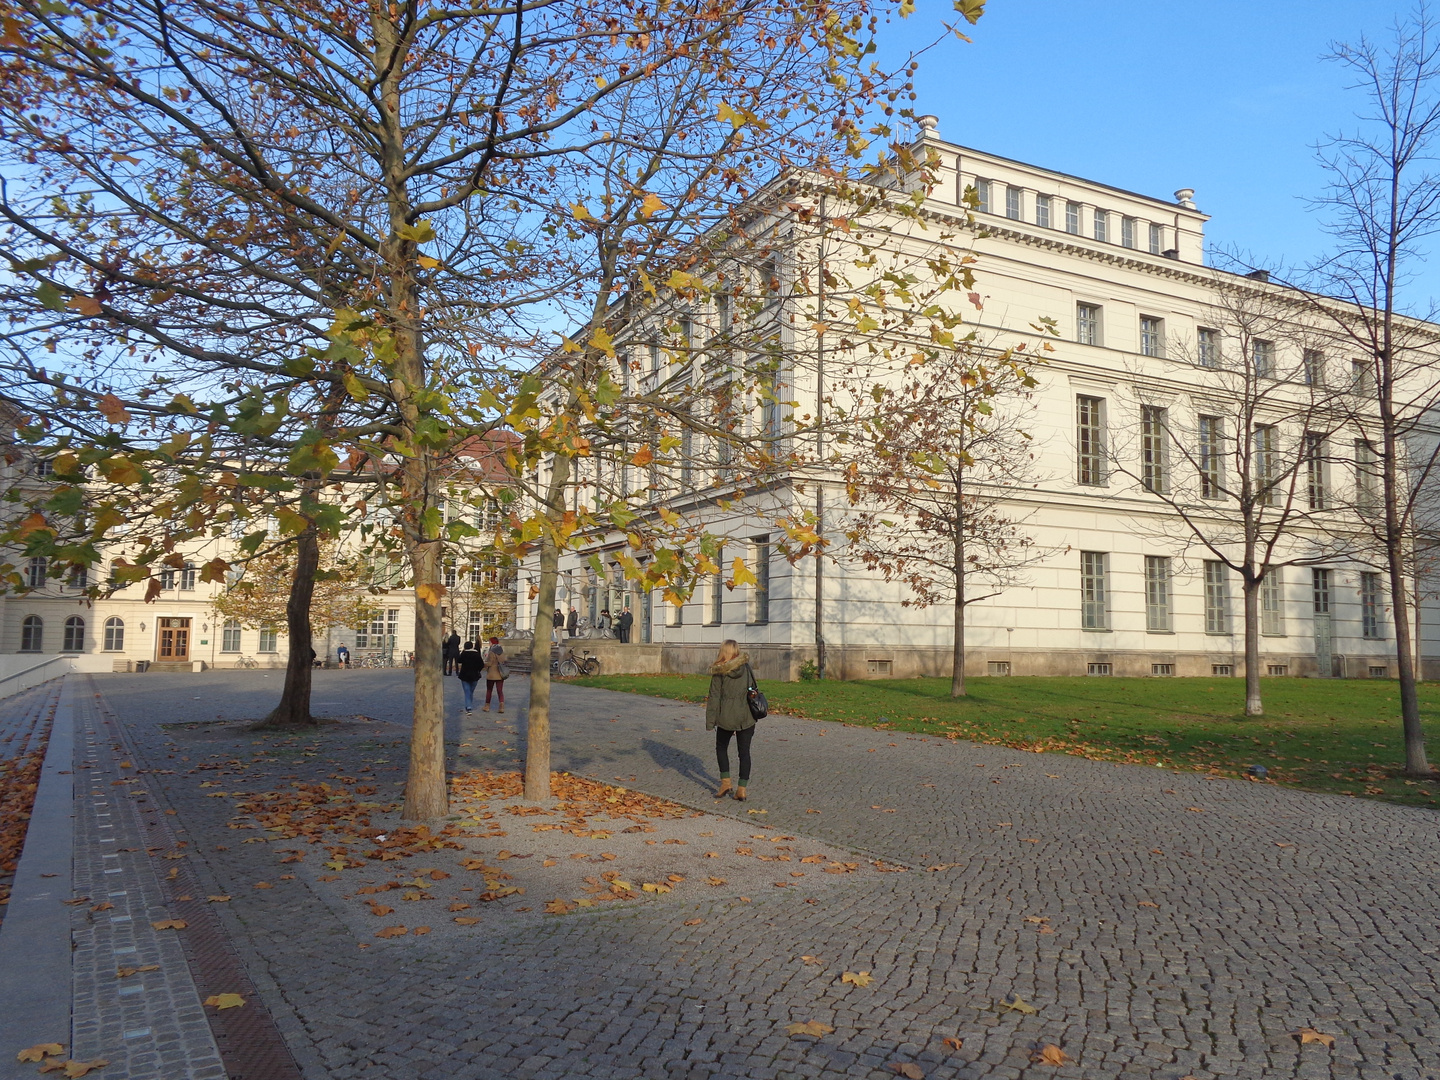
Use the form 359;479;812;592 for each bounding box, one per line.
20;615;42;652
62;616;85;652
103;617;125;652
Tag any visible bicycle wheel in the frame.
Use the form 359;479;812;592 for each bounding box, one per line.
581;656;601;676
558;658;580;678
550;658;560;675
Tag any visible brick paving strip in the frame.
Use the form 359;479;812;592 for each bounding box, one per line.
74;670;1440;1080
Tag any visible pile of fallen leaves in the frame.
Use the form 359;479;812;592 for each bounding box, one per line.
0;706;53;911
451;769;698;835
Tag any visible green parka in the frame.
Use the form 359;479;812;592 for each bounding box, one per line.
705;653;757;732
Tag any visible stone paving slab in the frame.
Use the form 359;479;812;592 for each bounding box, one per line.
63;669;1440;1079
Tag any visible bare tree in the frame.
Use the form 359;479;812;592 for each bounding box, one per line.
1108;277;1345;716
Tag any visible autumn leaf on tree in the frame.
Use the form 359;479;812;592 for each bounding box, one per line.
96;393;130;424
16;1045;64;1063
1030;1045;1071;1066
840;971;873;987
785;1021;834;1038
1293;1028;1335;1048
203;994;245;1010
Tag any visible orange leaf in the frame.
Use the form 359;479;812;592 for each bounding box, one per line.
453;916;481;925
683;918;703;926
62;1060;109;1078
96;393;131;424
630;445;654;467
413;926;431;935
374;926;407;938
785;1020;834;1038
115;965;158;978
1293;1027;1335;1048
1031;1044;1071;1066
940;1036;963;1051
16;1045;64;1063
253;881;272;889
150;919;186;930
67;295;103;316
203;993;245;1010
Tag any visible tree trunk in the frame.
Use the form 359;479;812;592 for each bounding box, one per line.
403;517;447;818
525;525;560;801
950;593;966;698
254;524;320;728
1386;531;1431;774
1242;576;1263;716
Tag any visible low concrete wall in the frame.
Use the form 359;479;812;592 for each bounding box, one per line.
0;655;72;699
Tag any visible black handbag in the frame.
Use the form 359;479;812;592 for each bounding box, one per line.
746;667;768;720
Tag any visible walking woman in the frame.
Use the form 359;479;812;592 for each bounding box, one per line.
456;640;484;713
705;639;757;801
482;637;508;713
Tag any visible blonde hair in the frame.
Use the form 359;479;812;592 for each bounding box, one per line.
715;639;739;664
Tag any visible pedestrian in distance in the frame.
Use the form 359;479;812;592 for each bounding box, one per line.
482;637;508;713
552;607;564;643
615;607;633;644
443;628;461;675
705;639;758;801
336;644;350;668
566;606;578;638
597;608;612;636
456;640;484;712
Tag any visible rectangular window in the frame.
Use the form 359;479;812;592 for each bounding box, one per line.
1140;405;1168;493
1253;339;1275;379
1076;395;1106;485
1121;217;1136;248
1080;551;1109;630
1351;358;1372;393
666;594;683;628
1302;349;1325;386
221;621;242;652
1312;567;1331;614
1148;222;1164;254
258;627;278;653
1354;439;1378;512
1093;208;1108;242
1035;194;1052;228
67;564;88;590
974;179;990;213
866;659;893;676
1145;555;1172;632
1087;662;1112;676
749;538;770;624
1304;433;1327;510
26;557;47;590
1140;316;1165;357
1065;201;1081;235
1254;424;1278;506
716;291;731;333
1198;415;1224;498
1198;327;1220;368
649;342;661;373
1212;664;1233;676
160;567;176;591
1261;571;1284;635
355;608;399;650
987;661;1011;676
1204;560;1231;634
444;562;457;589
1361;572;1383;639
1005;186;1022;220
1369;665;1388;678
179;562;195;591
1151;663;1174;676
709;548;724;625
1267;664;1289;676
1076;302;1101;346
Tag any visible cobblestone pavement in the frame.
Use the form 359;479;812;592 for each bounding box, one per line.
87;669;1440;1080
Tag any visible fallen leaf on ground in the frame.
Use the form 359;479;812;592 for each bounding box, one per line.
785;1020;834;1038
60;1060;109;1078
544;899;576;914
206;896;230;903
888;1064;924;1079
413;926;431;935
840;971;873;987
1186;807;1204;812
1024;916;1049;924
203;994;245;1010
62;898;90;906
366;904;395;917
150;919;186;930
1031;1044;1071;1065
705;876;727;886
374;926;407;938
1137;901;1159;908
998;994;1037;1014
316;875;340;883
1275;842;1293;848
453;916;480;925
800;955;822;965
253;882;272;889
542;859;557;867
115;965;159;978
1293;1027;1335;1047
940;1036;963;1051
683;918;703;925
448;902;470;912
17;1044;64;1062
90;902;113;913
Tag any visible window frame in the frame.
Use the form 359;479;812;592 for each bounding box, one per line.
1198;415;1225;498
1075;394;1107;486
1075;302;1101;347
1005;185;1022;220
1121;216;1136;249
1148;222;1164;255
1079;551;1110;631
1065;201;1081;235
26;556;47;590
974;178;990;214
1140;404;1168;493
1092;208;1108;243
748;537;770;625
1361;571;1384;639
1261;571;1285;636
1139;316;1165;358
221;620;242;653
1302;349;1326;387
1035;194;1052;228
1254;423;1279;506
1144;555;1173;632
1203;561;1231;635
1197;327;1220;368
1304;432;1328;510
1253;338;1276;379
20;615;42;652
62;615;85;653
258;626;279;653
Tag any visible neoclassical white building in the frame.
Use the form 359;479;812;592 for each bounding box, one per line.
519;121;1436;682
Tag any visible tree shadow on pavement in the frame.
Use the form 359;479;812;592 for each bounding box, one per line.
641;737;714;794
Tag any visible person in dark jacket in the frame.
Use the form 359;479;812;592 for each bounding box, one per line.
552;608;564;643
705;639;757;801
456;640;484;712
615;607;633;643
443;629;462;675
566;606;578;637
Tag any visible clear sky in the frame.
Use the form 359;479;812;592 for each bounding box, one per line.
883;0;1435;307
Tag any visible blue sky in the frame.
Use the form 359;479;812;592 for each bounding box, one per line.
883;0;1433;305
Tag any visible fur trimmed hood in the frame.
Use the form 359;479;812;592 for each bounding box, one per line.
709;652;751;677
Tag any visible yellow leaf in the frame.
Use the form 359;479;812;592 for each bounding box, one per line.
206;895;230;903
17;1045;64;1063
416;582;446;606
638;192;665;220
374;926;407;938
416;255;439;269
150;919;186;930
203;993;245;1010
785;1020;834;1038
453;916;481;925
1294;1027;1335;1048
590;326;615;357
62;1060;109;1078
840;971;872;987
569;202;596;223
730;557;757;588
66;295;103;316
664;269;701;291
96;393;130;424
997;993;1037;1014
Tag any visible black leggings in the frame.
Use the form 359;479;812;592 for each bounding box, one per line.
715;727;754;783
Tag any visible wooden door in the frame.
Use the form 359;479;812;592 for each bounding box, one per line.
158;617;191;661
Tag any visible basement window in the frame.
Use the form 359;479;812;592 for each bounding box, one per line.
1150;664;1174;676
866;659;893;676
1266;664;1289;677
1086;663;1112;676
1211;664;1233;677
987;661;1011;676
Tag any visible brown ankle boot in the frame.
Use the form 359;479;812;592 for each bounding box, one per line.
734;785;747;802
714;778;733;799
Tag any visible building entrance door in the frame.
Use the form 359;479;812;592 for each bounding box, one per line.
1313;613;1334;677
158;617;191;661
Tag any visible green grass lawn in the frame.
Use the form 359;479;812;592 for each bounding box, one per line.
570;673;1440;809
